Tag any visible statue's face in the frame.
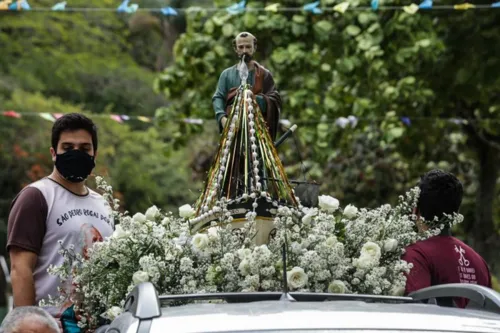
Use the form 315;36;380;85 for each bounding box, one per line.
235;35;255;58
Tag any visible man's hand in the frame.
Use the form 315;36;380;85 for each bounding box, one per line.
56;317;64;333
221;117;228;128
10;247;37;307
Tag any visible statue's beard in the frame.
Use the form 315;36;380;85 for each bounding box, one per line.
239;53;252;63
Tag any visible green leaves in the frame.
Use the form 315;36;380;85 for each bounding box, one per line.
222;23;235;37
345;25;361;37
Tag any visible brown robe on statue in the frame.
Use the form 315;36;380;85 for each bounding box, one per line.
224;62;281;141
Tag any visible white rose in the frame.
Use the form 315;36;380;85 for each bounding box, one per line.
287;267;308;289
383;238;399;253
302;213;313;224
238;259;250;276
174;233;188;246
318;195;339;212
325;236;338;247
112;225;127;239
328;280;346;294
207;227;221;239
132;213;146;223
161;217;170;226
355;241;382;269
290;242;303;254
145;205;160;221
343;204;358;219
360;241;382;260
301;208;318;224
132;271;149;285
391;286;405;296
237;248;252;260
355;256;376;270
179;204;195;218
104;306;123;321
191;234;209;252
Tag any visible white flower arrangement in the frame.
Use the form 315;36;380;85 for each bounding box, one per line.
44;178;463;331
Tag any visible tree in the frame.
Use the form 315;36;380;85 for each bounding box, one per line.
0;1;167;118
155;0;500;273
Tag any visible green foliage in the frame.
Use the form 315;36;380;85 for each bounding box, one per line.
96;123;200;214
0;1;167;117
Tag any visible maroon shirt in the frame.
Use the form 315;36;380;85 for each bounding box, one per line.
402;235;491;308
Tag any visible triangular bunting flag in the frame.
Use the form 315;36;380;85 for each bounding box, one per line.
137;116;151;123
39;113;55;122
303;1;322;14
226;0;246;14
419;0;433;9
110;115;123;123
51;1;66;10
454;2;475;9
264;3;279;12
2;110;21;118
403;3;419;13
161;6;178;15
333;2;350;13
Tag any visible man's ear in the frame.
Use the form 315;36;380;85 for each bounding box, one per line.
50;147;56;162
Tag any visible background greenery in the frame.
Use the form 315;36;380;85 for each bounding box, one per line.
1;0;499;287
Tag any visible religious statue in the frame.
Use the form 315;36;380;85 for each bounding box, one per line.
212;31;282;141
190;32;297;242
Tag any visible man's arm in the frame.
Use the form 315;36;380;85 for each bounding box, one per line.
212;70;228;130
10;248;37;306
401;246;432;295
7;186;47;306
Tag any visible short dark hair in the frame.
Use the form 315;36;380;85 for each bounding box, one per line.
51;113;98;152
417;169;463;222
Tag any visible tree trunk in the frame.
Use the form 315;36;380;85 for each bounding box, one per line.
469;135;500;276
155;20;179;72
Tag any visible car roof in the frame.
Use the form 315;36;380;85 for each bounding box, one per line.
149;300;500;333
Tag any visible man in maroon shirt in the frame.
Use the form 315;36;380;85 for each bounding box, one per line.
402;169;492;307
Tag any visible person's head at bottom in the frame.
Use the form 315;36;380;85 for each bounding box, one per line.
416;169;463;233
0;306;59;333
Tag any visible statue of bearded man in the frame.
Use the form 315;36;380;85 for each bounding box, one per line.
212;31;282;141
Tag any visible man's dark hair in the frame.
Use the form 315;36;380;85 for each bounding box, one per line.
417;169;463;222
51;113;98;152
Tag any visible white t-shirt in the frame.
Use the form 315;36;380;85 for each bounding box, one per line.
7;177;114;316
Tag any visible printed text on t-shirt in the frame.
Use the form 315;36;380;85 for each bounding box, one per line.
455;245;477;284
56;208;111;226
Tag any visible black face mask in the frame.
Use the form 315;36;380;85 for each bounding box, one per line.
240;53;252;63
55;149;95;183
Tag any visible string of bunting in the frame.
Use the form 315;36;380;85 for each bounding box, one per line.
0;0;499;14
3;110;499;128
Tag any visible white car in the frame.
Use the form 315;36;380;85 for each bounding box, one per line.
99;283;500;333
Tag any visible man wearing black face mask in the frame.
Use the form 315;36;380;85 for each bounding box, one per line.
7;113;114;333
212;31;282;141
